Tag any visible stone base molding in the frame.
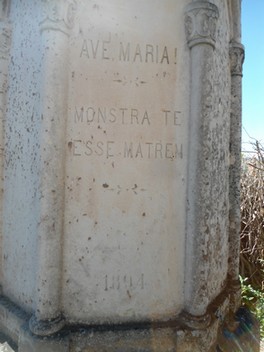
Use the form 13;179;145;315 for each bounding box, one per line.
0;283;249;352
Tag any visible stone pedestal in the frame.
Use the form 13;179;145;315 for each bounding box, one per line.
0;1;246;351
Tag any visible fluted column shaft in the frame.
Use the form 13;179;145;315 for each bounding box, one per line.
228;41;244;306
29;0;76;336
227;0;244;313
184;1;219;318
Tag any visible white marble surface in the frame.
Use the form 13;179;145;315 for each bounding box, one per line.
1;0;189;325
62;0;189;323
0;0;237;332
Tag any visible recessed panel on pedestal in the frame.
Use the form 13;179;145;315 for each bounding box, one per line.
63;0;189;323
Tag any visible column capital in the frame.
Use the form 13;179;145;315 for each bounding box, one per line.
40;0;77;36
185;1;219;49
229;41;245;76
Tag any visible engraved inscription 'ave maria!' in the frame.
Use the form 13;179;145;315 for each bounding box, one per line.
80;35;177;65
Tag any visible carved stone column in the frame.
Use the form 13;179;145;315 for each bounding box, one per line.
183;1;219;320
228;40;244;311
0;1;11;289
29;0;76;336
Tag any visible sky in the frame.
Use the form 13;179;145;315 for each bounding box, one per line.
242;1;264;153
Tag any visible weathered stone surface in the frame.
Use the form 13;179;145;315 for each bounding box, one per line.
0;0;247;351
184;0;231;316
2;1;41;314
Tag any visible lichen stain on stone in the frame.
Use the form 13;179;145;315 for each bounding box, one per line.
102;183;109;188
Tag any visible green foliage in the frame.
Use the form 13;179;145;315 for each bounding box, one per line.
240;275;264;338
